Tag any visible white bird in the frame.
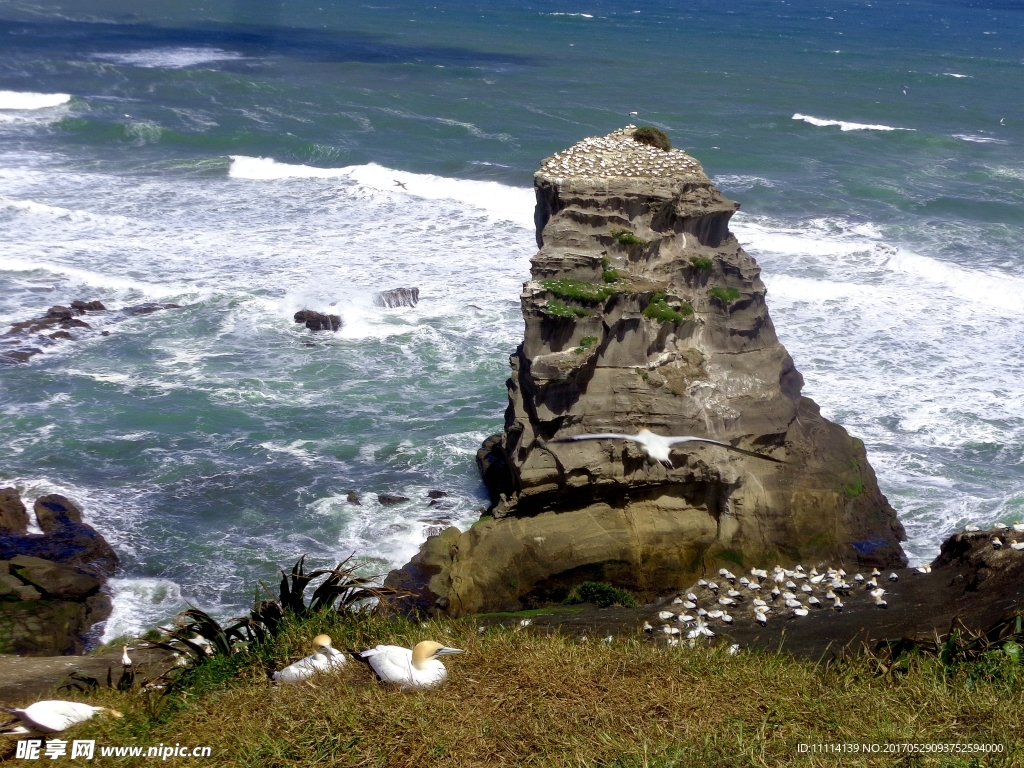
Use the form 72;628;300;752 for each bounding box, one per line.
993;537;1003;550
478;626;488;635
554;428;785;467
121;644;132;667
810;574;825;584
708;609;724;619
687;592;699;602
916;564;932;574
747;582;761;591
667;637;680;647
662;624;680;636
680;600;696;610
755;612;767;626
838;568;847;577
770;587;781;599
808;596;821;607
722;614;734;624
697;579;708;587
696;608;708;617
357;641;464;689
1012;541;1024;551
752;598;767;607
800;584;813;594
729;643;740;655
782;591;796;600
994;522;1008;530
833;597;844;611
1013;521;1024;533
676;613;694;623
825;589;836;600
642;621;653;634
965;524;980;532
866;577;878;588
794;565;805;573
738;577;750;586
603;636;614;644
871;568;881;577
273;634;348;683
658;610;675;621
854;573;864;582
707;581;719;592
785;598;801;609
520;618;533;627
785;580;796;589
1;702;121;733
875;598;888;609
870;587;886;598
718;597;736;606
671;597;684;605
888;573;899;582
792;606;809;617
727;589;741;598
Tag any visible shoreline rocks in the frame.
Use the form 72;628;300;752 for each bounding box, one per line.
0;490;116;656
389;127;907;617
374;287;420;309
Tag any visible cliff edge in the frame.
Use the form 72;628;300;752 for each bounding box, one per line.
388;127;907;616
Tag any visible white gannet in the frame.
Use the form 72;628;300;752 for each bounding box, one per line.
662;624;680;636
1012;541;1024;551
871;568;881;577
993;537;1003;550
833;597;843;611
870;587;886;599
707;581;719;592
682;600;697;610
657;610;675;621
916;564;932;573
729;643;740;655
785;598;801;609
752;598;767;607
755;611;767;626
782;591;796;600
1013;521;1024;533
722;614;734;624
696;608;708;617
553;428;785;467
121;644;132;668
642;621;653;634
519;618;533;627
738;576;750;586
686;592;699;602
838;568;847;578
800;584;813;594
866;577;878;588
676;613;695;623
794;565;805;573
718;596;736;606
888;572;899;582
810;574;825;584
770;587;781;599
667;637;680;647
874;598;888;609
727;589;741;598
747;582;761;591
994;522;1008;530
825;589;836;600
792;606;809;617
707;609;724;619
965;524;980;532
697;579;708;587
671;597;684;605
1;702;121;733
785;580;797;589
854;573;864;582
808;596;821;607
357;641;464;689
273;634;347;684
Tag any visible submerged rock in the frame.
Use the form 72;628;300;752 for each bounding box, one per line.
374;287;420;308
0;488;29;535
2;299;179;363
377;494;410;507
293;309;342;331
389;126;907;617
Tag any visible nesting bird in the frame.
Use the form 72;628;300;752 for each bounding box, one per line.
993;537;1003;550
0;702;121;733
357;641;464;689
554;428;784;468
273;634;347;684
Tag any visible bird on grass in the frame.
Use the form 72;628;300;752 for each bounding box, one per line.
1;702;121;734
272;634;347;684
553;428;785;468
355;641;464;689
117;644;134;692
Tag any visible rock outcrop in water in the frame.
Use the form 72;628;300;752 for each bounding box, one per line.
293;309;342;331
388;127;907;617
374;287;420;308
0;491;115;655
1;300;180;363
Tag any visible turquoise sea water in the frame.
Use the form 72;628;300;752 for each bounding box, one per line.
1;0;1021;638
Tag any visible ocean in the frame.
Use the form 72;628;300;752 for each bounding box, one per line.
0;0;1021;641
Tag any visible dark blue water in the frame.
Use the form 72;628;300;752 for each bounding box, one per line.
1;0;1021;638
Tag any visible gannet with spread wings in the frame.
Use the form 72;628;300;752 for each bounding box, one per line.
554;428;785;467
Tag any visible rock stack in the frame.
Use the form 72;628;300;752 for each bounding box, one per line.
388;127;907;617
0;490;116;655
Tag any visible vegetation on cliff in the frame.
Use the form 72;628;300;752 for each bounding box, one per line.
632;126;672;151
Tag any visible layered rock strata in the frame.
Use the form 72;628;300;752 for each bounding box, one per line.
0;491;116;655
388;127;906;617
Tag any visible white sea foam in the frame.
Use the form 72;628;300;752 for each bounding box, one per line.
713;174;775;190
545;12;594;17
0;91;71;110
953;134;1008;144
228;157;535;228
942;73;971;78
93;47;243;69
886;248;1024;313
792;113;913;132
101;578;187;642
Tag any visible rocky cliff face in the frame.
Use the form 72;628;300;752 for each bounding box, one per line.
388;127;907;617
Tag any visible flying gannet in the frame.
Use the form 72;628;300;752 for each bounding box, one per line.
553;428;785;467
1;702;121;733
356;641;464;689
272;634;347;684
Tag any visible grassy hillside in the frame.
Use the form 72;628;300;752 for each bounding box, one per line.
27;610;1024;767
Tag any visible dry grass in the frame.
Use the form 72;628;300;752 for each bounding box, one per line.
47;613;1024;766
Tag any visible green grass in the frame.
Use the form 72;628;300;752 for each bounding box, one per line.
707;286;741;303
543;300;592;319
564;582;637;609
576;336;598;353
689;256;714;271
541;278;616;304
48;610;1024;767
644;292;694;324
602;269;619;283
632;126;672;151
610;228;647;247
